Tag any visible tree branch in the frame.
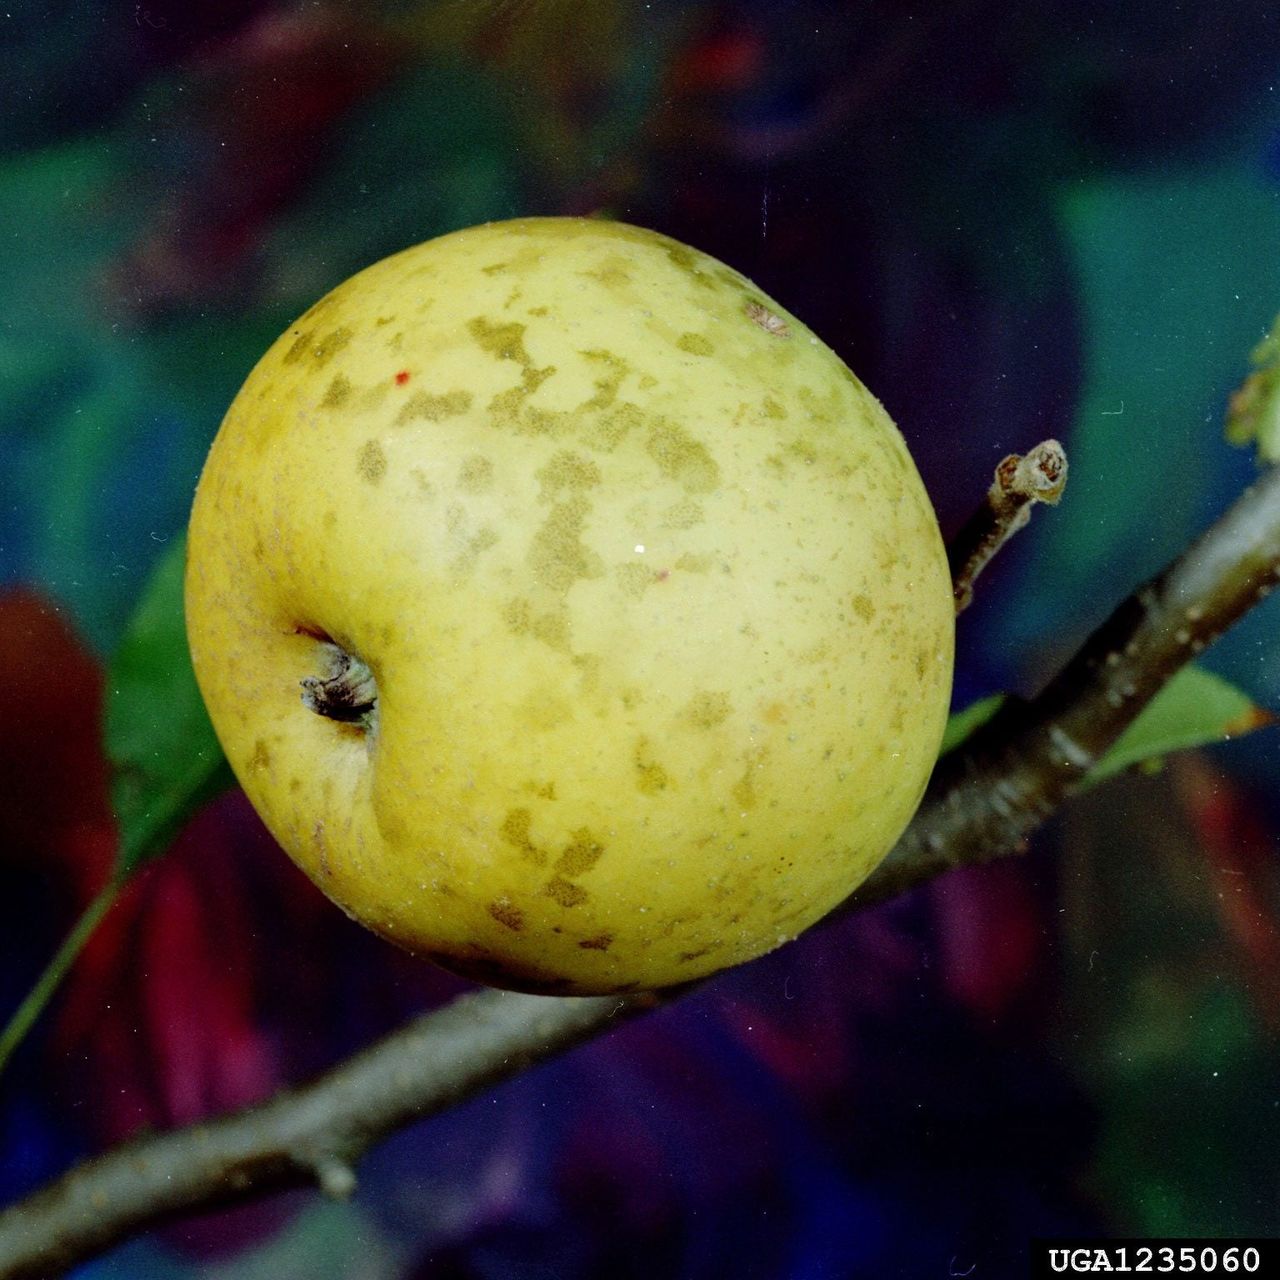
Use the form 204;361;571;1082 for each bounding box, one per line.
0;992;650;1279
860;460;1280;902
3;463;1279;1280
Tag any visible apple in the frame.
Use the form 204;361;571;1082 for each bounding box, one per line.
185;217;954;995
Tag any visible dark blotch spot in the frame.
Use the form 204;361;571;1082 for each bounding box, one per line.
537;450;601;502
634;737;671;795
285;324;353;366
676;332;714;357
500;807;546;866
298;293;339;324
468;316;529;364
283;329;313;364
487;900;525;931
684;691;731;729
528;496;605;593
732;747;767;811
616;562;658;599
674;552;713;574
851;593;876;623
578;933;614;951
356;440;387;484
396;389;472;425
544;876;588;908
459;455;495;493
312;327;354;366
787;439;819;466
646;421;720;494
665;242;715;287
578;349;629;411
503;597;572;650
662;498;704;530
321;374;352;410
583;258;632;290
555;829;605;877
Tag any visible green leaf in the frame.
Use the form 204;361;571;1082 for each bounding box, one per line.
3;535;234;1075
1084;665;1271;786
940;693;1006;755
1224;316;1280;462
940;667;1269;780
104;532;234;874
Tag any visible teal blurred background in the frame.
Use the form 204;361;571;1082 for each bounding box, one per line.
2;2;1280;1276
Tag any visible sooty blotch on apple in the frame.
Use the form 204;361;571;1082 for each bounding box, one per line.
458;455;494;493
487;900;525;932
633;737;671;795
644;420;719;493
500;807;547;866
676;332;714;357
321;374;352;410
284;325;353;368
536;449;601;502
468;316;530;364
663;241;716;287
554;830;606;877
528;497;604;593
544;876;588;908
580;348;627;410
615;562;661;599
356;440;387;484
684;691;732;729
395;389;471;425
185;217;955;995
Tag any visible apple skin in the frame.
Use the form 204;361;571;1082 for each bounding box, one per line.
185;217;954;995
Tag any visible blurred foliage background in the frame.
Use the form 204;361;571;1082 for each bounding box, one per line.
3;1;1280;1276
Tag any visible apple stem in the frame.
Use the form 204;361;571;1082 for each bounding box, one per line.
948;439;1068;613
301;642;378;728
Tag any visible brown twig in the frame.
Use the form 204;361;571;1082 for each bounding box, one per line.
3;463;1279;1280
0;992;657;1279
863;461;1280;902
948;439;1068;612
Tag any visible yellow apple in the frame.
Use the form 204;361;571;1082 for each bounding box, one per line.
185;217;954;995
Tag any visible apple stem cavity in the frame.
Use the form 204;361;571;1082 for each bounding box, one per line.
301;642;378;730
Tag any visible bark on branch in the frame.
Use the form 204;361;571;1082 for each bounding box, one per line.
3;463;1279;1280
862;460;1280;901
